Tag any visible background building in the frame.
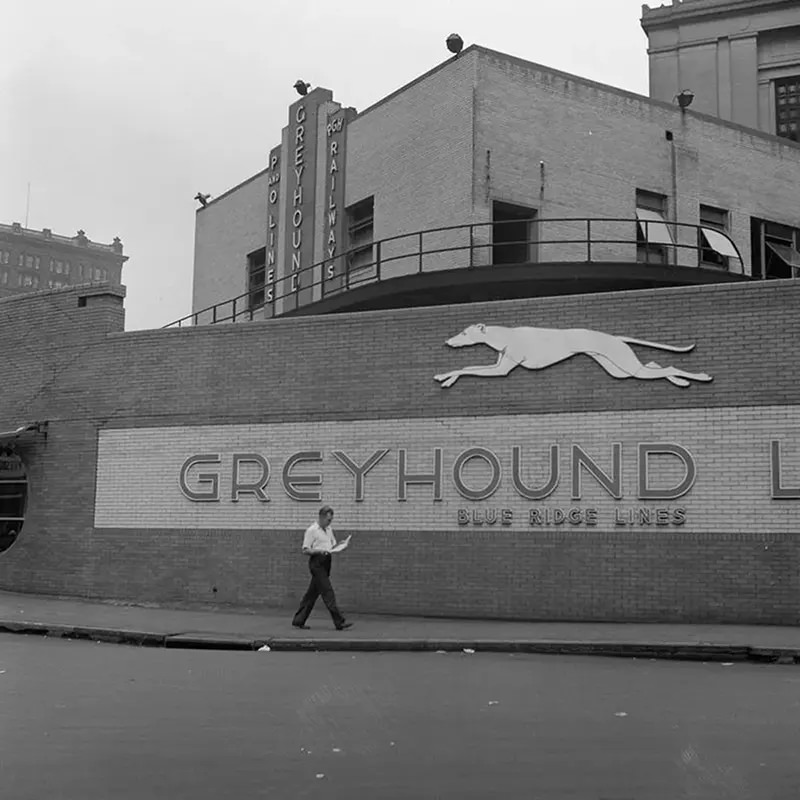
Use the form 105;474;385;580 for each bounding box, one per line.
642;0;800;140
0;222;128;300
188;43;800;327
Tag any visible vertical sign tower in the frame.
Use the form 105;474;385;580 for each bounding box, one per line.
323;106;356;296
282;88;332;311
264;144;282;316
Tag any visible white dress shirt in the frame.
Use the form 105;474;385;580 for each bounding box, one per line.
302;522;336;554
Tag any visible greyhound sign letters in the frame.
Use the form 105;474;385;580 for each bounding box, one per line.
434;324;713;389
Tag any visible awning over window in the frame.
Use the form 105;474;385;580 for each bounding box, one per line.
766;241;800;273
0;423;44;442
701;228;741;259
635;208;674;245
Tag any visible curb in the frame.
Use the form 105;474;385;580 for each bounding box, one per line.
1;621;799;664
0;620;167;647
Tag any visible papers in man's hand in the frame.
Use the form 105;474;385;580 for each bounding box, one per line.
331;535;352;554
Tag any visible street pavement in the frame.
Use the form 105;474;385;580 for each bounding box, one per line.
2;636;799;800
1;590;800;662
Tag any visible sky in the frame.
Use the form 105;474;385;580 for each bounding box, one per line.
2;0;657;331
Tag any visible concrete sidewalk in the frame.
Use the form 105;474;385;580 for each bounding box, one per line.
1;589;799;663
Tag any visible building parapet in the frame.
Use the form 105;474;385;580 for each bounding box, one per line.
0;223;125;257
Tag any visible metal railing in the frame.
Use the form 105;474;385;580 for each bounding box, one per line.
165;217;744;328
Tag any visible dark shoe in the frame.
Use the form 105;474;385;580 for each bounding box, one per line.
292;623;310;630
336;622;353;631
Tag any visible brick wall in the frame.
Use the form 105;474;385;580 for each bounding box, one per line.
1;279;799;623
473;48;800;271
192;169;270;317
346;52;480;278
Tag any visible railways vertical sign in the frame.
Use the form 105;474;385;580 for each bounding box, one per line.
323;106;355;296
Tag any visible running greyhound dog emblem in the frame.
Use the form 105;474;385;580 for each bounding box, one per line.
434;324;712;388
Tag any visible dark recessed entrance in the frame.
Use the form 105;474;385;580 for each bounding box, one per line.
0;449;26;553
493;202;537;265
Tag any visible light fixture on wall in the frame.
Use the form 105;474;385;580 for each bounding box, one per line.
446;33;464;56
675;89;695;111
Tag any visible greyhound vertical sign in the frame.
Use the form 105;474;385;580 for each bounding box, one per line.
434;324;713;388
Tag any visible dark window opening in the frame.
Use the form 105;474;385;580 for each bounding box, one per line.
492;202;536;265
699;205;730;269
750;217;800;279
775;76;800;142
0;449;26;554
635;190;672;264
346;197;374;277
246;247;267;310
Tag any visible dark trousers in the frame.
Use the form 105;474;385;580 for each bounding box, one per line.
292;554;345;628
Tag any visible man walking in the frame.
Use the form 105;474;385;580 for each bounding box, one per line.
292;505;353;631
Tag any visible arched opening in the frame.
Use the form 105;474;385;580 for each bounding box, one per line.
0;447;27;553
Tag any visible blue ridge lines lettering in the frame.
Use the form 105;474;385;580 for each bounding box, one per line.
456;506;688;527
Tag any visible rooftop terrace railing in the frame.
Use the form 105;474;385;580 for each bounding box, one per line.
165;217;744;328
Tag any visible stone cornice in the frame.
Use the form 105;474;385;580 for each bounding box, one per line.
642;0;800;31
0;224;127;262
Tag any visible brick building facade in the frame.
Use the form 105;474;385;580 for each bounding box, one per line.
190;45;800;322
0;222;128;300
1;279;798;623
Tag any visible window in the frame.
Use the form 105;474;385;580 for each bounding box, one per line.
0;449;27;554
17;274;22;286
34;256;40;270
698;205;740;270
101;269;107;281
77;263;83;278
775;77;800;142
25;255;33;269
18;254;23;267
750;218;800;279
635;190;672;264
22;275;32;287
1;251;8;264
65;261;70;275
346;197;375;277
492;202;537;264
94;268;101;280
33;276;39;288
55;260;63;274
1;271;6;285
246;247;267;310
